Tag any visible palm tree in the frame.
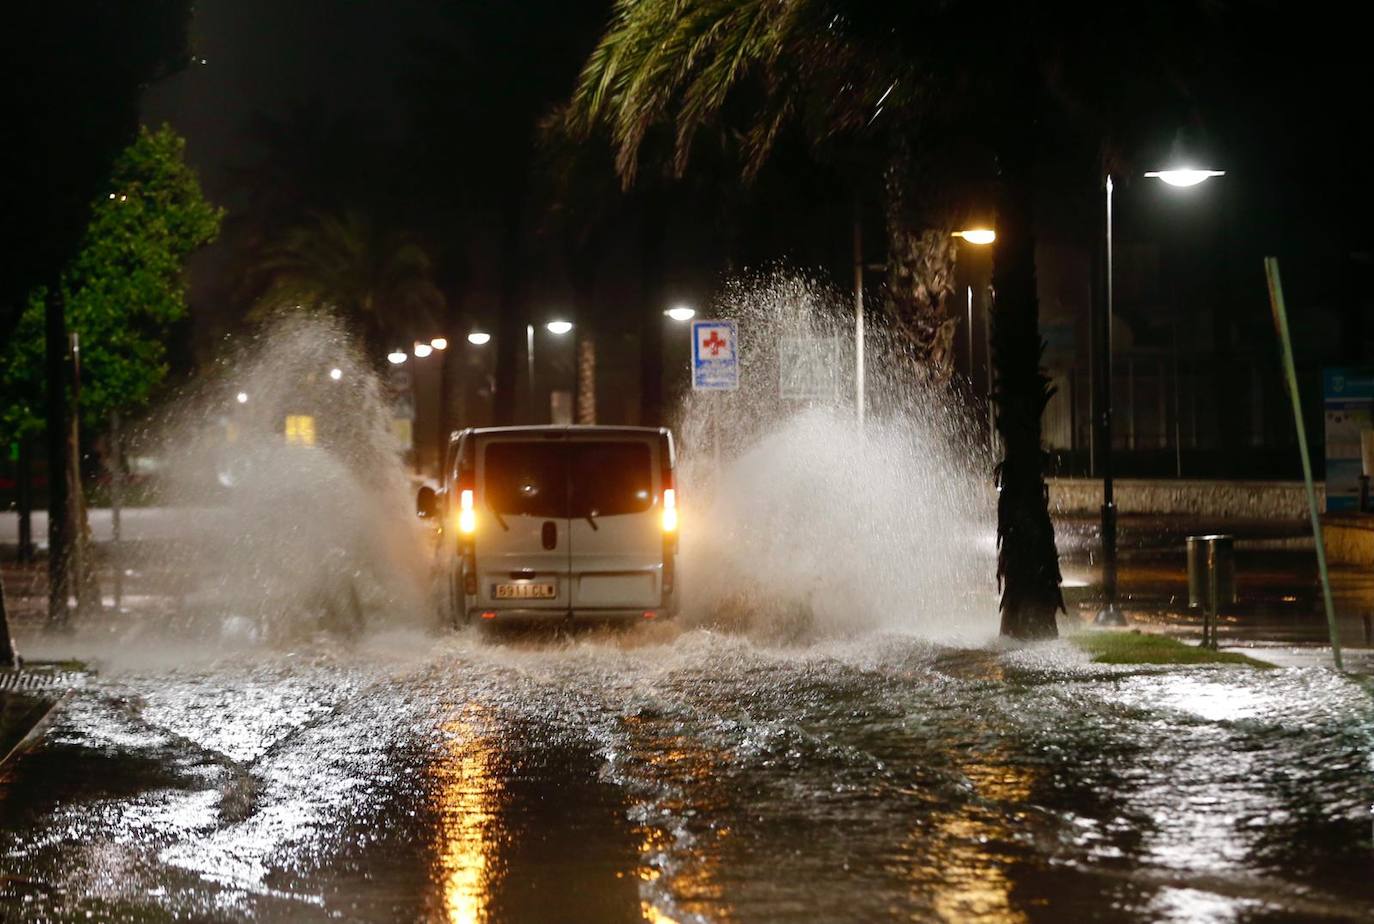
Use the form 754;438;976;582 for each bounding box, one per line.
565;0;1222;637
253;210;444;355
565;0;963;378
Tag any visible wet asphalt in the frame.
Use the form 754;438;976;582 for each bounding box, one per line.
2;621;1372;924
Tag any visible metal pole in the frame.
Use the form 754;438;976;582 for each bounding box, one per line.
437;342;450;478
110;409;122;609
853;210;865;432
17;435;33;563
966;285;974;379
985;282;996;448
1264;257;1342;669
1095;173;1125;625
526;323;535;422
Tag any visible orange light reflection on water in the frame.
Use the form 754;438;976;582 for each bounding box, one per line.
432;714;502;924
919;749;1035;924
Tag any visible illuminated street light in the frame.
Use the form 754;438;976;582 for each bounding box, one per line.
329;367;343;381
387;349;408;365
951;228;996;245
413;342;434;359
1095;163;1225;629
546;319;573;335
430;337;448;351
665;305;696;322
1144;167;1225;188
236;391;248;404
467;331;491;346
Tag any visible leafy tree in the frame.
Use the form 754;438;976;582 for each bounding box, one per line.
3;0;196;626
1;125;222;441
251;210;444;355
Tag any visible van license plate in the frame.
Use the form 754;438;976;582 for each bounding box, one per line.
494;582;556;600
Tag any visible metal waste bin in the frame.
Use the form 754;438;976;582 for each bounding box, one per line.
1187;534;1235;649
1187;535;1236;609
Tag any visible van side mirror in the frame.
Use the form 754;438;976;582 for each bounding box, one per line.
416;485;438;519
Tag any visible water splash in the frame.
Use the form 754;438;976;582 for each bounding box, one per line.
675;272;999;641
147;313;430;644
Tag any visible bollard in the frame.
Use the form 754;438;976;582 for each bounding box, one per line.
1187;534;1235;650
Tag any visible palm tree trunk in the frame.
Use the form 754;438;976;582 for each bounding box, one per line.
884;222;959;382
576;333;597;424
492;197;525;425
571;243;598;425
991;143;1063;639
638;190;667;426
1;574;17;668
44;283;70;627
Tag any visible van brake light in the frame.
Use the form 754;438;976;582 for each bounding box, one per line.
458;488;477;534
662;488;678;533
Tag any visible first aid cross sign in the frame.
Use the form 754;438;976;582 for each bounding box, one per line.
691;319;739;390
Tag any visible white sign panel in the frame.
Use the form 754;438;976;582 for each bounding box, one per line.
779;337;838;401
691;319;739;391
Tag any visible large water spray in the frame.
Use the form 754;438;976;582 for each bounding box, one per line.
675;273;1000;640
148;314;431;644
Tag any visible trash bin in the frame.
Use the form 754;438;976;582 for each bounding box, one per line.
1187;534;1236;610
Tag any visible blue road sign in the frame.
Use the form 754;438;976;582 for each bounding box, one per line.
1323;367;1374;511
691;319;739;391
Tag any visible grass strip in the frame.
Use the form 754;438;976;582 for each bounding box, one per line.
1071;630;1274;668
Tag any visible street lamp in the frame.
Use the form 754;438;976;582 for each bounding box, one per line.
1094;165;1225;627
952;228;997;245
665;305;696;322
236;391;248;404
1143;168;1225;188
430;337;448;351
467;331;491;346
387;349;408;365
545;319;573;335
413;341;434;359
329;367;343;381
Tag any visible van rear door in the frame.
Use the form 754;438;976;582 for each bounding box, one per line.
566;435;663;610
475;437;571;611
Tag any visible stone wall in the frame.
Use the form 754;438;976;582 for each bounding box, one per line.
1046;478;1322;521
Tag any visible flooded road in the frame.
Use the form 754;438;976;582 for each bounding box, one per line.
2;627;1371;923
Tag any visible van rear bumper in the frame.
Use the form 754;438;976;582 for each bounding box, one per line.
473;606;670;625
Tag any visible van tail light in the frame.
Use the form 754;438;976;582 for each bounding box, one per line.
458;488;477;535
662;487;678;534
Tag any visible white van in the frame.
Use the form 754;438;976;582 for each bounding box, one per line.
417;426;680;627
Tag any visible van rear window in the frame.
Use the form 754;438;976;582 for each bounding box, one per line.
482;439;654;518
569;442;652;516
484;442;567;518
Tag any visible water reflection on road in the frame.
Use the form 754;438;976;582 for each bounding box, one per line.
1;627;1372;922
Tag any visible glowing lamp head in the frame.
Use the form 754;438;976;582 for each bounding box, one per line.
430;337;448;351
458;488;477;534
467;331;491;346
387;349;408;365
952;228;997;245
328;367;343;381
662;488;678;533
235;391;249;404
413;342;433;358
1144;168;1225;187
665;305;696;322
545;320;573;335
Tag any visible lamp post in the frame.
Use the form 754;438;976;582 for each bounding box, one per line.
1095;166;1224;627
526;320;573;422
951;229;997;441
